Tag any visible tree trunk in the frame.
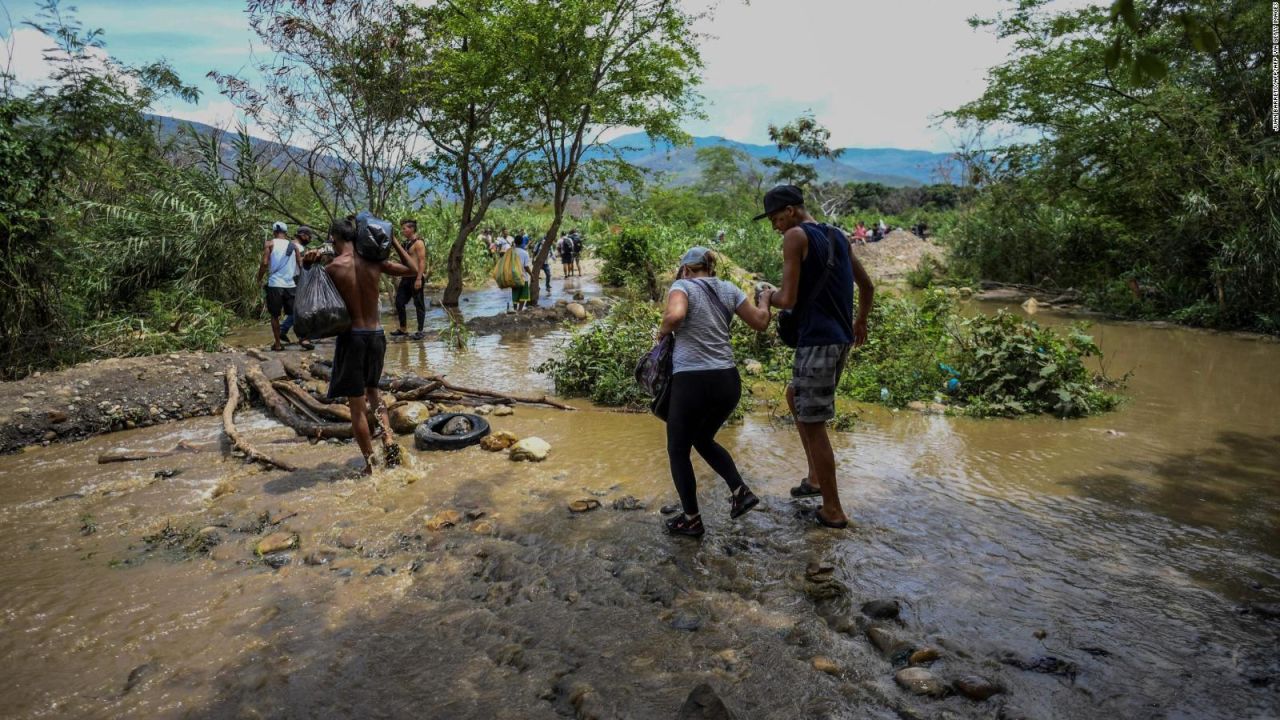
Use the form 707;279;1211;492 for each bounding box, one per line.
529;207;565;305
443;196;481;307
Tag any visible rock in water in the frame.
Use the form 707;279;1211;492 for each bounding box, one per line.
566;302;589;320
572;291;586;301
480;431;519;451
493;405;514;417
474;404;494;416
442;416;473;436
1021;297;1040;314
909;647;941;665
611;495;643;511
811;656;840;675
895;667;946;697
568;499;601;513
389;402;431;434
425;510;462;531
676;683;738;720
861;599;901;620
953;675;1002;701
510;437;550;462
256;532;298;555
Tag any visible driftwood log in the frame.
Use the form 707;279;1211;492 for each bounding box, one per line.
245;365;353;440
223;366;296;472
97;440;214;464
272;380;351;422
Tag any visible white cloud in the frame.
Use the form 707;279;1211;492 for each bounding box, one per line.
1;25;129;89
684;0;1095;152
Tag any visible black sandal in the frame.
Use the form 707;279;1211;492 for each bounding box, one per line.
664;514;705;538
790;478;822;498
730;487;759;519
811;507;849;529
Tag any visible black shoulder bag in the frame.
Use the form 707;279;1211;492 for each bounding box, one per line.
777;225;837;348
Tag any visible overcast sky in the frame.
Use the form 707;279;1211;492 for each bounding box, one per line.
1;0;1096;152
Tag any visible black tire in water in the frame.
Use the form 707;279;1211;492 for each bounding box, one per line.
413;413;491;451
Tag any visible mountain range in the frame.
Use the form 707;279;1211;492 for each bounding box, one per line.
151;115;958;190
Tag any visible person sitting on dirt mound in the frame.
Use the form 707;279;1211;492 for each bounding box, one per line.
302;216;418;475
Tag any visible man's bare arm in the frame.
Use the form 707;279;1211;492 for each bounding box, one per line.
849;249;874;347
768;228;808;310
254;241;271;285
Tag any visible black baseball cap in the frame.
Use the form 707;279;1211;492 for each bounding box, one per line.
752;184;804;221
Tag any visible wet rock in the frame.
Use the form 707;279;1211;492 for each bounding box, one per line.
510;437;550;462
442;415;473;436
671;615;702;632
811;656;840;675
255;532;298;555
47;410;68;424
894;667;946;697
331;567;354;578
472;521;496;535
1249;602;1280;619
1033;628;1047;639
611;495;644;511
568;499;601;513
661;504;681;515
52;492;84;502
425;509;462;531
572;291;586;301
861;599;901;620
492;405;514;417
304;550;337;566
263;553;292;569
906;400;948;414
335;531;359;549
744;359;764;375
953;675;1003;701
480;430;518;452
714;649;740;670
389;402;431;434
1021;297;1040;314
42;431;56;442
566;302;589;320
909;647;941;665
368;564;393;577
474;404;495;416
1000;652;1078;678
153;469;180;479
122;662;153;695
676;683;738;720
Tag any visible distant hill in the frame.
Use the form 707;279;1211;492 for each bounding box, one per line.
149;115;959;192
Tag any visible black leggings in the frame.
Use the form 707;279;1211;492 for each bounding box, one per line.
395;277;426;331
666;368;746;516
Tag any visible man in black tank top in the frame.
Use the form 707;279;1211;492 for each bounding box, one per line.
757;185;875;530
392;219;428;339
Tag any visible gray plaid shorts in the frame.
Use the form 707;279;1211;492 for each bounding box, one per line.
791;344;851;423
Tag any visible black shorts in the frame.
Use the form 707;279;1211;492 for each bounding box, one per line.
265;286;295;318
327;329;387;399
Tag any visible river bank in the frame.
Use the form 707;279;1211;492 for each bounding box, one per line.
1;280;1277;719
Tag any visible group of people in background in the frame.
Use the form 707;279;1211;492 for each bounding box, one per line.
479;226;586;311
848;218;889;246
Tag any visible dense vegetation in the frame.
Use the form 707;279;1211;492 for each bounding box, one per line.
943;0;1277;332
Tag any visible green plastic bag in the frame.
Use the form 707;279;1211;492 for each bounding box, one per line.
492;249;522;289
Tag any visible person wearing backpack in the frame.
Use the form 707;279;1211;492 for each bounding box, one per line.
255;221;305;352
558;233;575;280
757;185;875;530
656;247;772;538
570;229;584;276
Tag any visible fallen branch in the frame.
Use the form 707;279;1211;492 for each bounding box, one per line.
280;356;315;382
245;364;353;440
273;380;351;422
394;380;444;402
428;375;576;411
97;440;214;464
223;366;296;472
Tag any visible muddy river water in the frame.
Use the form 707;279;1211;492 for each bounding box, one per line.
0;301;1277;719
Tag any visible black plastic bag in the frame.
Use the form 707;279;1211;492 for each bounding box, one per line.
355;210;393;262
294;265;351;340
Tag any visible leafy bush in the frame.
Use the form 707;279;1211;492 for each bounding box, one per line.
537;301;661;407
596;226;684;300
951;311;1121;418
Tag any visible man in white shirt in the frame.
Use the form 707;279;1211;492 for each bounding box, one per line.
255;221;305;351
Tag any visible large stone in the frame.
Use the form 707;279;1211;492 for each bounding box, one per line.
952;675;1002;701
492;405;514;417
1021;297;1040;314
480;431;519;452
894;667;946;697
675;683;738;720
861;599;900;620
389;402;431;434
425;510;462;531
866;626;901;653
255;531;298;555
474;404;495;416
909;647;941;665
510;437;550;462
442;416;473;436
811;656;840;675
566;302;589;321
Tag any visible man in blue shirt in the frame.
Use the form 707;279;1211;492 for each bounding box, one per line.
757;185;875;529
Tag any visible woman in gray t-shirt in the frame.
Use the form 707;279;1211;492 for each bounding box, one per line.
655;246;772;537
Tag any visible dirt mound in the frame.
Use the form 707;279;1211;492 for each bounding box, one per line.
852;230;944;282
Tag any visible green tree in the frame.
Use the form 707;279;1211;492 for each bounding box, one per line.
400;0;542;307
694;145;763;217
761;112;842;188
945;0;1276;330
514;0;704;303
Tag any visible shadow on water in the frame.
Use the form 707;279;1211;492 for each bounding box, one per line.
1064;431;1280;557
